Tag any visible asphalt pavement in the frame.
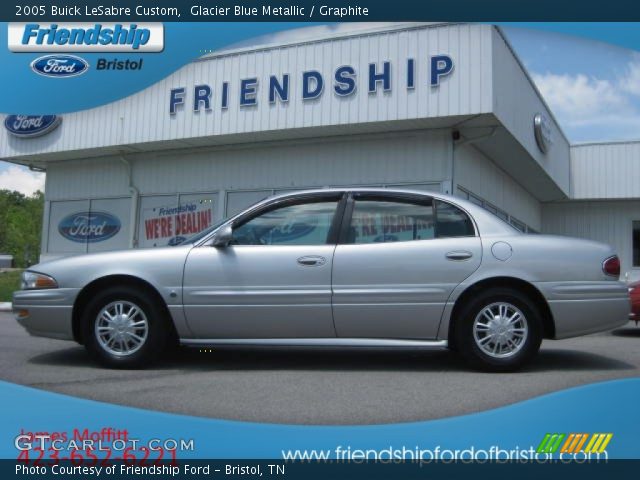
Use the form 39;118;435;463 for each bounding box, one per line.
1;312;639;425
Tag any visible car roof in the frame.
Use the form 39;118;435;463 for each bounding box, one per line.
268;187;450;202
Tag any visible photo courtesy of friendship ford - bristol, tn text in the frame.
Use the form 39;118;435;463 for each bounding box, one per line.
1;16;640;468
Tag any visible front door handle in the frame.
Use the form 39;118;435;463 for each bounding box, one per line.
297;255;326;267
445;250;473;261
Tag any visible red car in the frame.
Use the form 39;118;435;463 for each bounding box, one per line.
630;281;640;324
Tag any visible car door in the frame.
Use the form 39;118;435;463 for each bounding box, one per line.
183;192;345;338
332;192;482;339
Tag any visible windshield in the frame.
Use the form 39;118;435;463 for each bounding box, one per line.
175;218;228;245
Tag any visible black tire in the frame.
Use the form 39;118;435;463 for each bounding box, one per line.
453;287;543;372
82;286;170;368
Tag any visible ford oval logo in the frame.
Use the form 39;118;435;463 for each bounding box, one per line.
4;114;62;138
58;211;121;243
167;236;187;246
269;222;317;243
31;55;89;78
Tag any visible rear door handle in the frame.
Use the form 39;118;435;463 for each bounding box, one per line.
297;255;326;267
445;250;473;261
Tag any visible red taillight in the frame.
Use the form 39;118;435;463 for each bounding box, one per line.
603;255;620;278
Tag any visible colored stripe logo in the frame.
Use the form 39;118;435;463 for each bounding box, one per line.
536;433;613;454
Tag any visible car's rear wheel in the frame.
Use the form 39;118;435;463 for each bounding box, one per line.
454;287;543;372
82;287;169;368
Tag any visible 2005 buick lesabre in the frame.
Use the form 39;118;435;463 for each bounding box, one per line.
13;189;630;371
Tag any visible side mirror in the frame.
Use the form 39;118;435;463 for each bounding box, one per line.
210;224;233;247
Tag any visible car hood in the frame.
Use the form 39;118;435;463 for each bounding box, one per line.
31;246;189;272
27;246;193;289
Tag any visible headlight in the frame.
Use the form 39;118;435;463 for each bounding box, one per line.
21;271;58;290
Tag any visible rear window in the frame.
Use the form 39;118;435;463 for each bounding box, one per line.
435;201;475;237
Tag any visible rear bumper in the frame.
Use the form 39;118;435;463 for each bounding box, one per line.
534;281;630;339
12;288;79;341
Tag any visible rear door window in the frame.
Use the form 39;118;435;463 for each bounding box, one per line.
347;197;435;244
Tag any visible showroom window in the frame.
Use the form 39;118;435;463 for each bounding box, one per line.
226;190;273;217
509;218;527;233
633;221;640;267
48;197;130;254
232;199;339;246
138;192;218;248
456;187;536;233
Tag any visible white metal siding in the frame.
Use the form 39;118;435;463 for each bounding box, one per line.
0;23;493;159
44;130;452;201
491;29;571;196
571;142;640;199
45;157;130;200
542;200;640;281
455;144;541;230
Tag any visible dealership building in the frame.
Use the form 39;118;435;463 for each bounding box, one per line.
1;23;639;281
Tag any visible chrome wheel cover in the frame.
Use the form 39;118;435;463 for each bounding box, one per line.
95;300;149;357
473;302;528;358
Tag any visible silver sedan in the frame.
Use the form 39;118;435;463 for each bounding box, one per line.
13;189;630;371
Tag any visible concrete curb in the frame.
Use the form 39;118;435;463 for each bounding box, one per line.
0;302;12;312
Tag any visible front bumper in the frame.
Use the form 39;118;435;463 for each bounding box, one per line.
12;288;79;341
534;281;631;339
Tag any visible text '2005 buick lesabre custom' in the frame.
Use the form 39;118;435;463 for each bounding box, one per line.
13;189;630;371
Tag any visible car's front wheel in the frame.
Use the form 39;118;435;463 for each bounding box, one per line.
454;288;543;372
82;287;169;368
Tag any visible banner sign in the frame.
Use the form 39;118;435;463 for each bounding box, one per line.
142;202;213;246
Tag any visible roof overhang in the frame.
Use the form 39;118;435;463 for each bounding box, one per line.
4;112;567;202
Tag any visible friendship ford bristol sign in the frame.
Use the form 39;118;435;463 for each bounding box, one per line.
169;55;455;114
4;114;61;138
8;23;163;52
